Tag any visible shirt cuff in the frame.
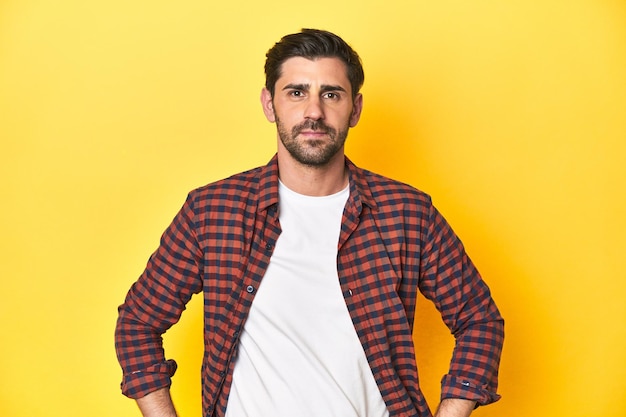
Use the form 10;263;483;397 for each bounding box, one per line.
440;374;501;406
121;359;178;399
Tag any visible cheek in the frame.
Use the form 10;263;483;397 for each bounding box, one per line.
274;109;300;127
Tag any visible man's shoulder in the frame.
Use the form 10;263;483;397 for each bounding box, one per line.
353;165;433;207
201;166;264;190
186;165;266;204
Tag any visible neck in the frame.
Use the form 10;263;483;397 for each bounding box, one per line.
277;147;348;197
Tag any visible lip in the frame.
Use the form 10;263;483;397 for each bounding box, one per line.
299;130;328;137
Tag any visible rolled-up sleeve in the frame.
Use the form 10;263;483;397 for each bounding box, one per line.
419;203;504;406
115;193;204;399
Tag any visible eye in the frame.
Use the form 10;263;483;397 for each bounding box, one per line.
289;90;304;97
323;92;340;100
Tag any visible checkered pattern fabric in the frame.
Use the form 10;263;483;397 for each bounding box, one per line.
115;155;504;417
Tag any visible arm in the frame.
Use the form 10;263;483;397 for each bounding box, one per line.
434;399;477;417
419;203;504;407
115;194;204;401
136;388;178;417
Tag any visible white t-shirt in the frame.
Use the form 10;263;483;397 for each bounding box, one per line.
225;181;389;417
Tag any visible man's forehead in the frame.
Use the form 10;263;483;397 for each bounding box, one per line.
276;56;350;86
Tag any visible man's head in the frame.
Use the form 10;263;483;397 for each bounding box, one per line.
264;29;364;100
261;29;364;168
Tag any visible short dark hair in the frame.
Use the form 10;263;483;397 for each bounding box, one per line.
264;28;364;99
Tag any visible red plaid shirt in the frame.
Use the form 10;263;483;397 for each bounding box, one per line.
115;155;504;417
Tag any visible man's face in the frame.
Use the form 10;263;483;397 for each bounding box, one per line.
261;57;363;167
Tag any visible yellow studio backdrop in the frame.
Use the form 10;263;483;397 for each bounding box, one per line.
1;0;624;416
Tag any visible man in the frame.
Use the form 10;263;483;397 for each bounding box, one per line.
115;28;504;417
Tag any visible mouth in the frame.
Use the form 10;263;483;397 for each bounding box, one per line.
299;130;328;137
293;120;332;139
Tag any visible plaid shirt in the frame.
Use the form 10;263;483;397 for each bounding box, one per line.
115;155;504;417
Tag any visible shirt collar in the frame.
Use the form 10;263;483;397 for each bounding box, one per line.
257;155;280;212
345;156;377;210
256;154;378;212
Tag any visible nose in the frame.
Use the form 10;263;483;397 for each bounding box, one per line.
304;96;324;120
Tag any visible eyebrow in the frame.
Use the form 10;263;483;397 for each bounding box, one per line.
282;83;348;93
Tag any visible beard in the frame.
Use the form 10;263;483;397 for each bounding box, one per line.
276;117;349;167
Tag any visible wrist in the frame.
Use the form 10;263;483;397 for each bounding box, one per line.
136;388;178;417
434;398;476;417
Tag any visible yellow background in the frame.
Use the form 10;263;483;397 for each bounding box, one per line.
1;0;625;416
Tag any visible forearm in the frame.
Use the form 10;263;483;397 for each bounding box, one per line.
422;205;504;405
115;306;173;397
136;387;178;417
434;398;476;417
115;200;202;397
441;319;504;404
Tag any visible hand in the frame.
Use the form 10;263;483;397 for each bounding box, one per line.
433;398;476;417
136;387;178;417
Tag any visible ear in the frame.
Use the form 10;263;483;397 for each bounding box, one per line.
349;93;363;127
260;88;276;123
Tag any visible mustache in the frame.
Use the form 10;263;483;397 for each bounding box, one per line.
292;120;334;136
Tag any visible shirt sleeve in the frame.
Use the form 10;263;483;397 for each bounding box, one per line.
418;203;504;406
114;193;204;398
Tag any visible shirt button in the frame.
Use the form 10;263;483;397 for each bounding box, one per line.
246;285;255;293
